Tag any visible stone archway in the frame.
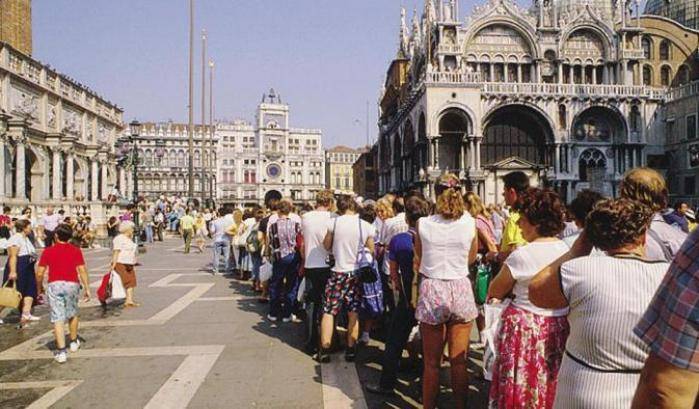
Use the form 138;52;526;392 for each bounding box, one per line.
482;104;554;167
572;106;627;143
263;189;282;207
438;108;472;172
578;148;608;194
25;147;46;202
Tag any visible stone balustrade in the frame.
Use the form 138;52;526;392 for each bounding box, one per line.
481;82;667;100
665;80;699;102
425;71;482;84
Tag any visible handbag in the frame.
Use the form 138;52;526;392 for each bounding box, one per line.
356;218;378;284
360;262;384;319
475;261;493;305
0;280;22;309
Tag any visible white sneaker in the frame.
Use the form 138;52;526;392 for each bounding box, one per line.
267;314;277;322
282;314;298;323
359;332;371;344
69;339;81;352
26;314;41;322
54;350;67;364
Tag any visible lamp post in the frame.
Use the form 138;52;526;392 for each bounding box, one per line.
117;120;144;250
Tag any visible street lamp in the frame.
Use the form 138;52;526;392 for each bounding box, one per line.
116;120;145;251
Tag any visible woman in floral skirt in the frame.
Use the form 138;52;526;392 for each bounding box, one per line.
487;188;570;409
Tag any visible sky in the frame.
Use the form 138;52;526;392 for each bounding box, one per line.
32;1;646;149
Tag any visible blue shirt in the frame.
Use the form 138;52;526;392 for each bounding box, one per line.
663;211;689;233
388;230;415;303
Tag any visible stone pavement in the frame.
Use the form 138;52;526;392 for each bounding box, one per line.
0;238;489;409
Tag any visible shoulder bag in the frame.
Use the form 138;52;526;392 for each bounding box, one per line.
0;281;22;309
356;218;378;284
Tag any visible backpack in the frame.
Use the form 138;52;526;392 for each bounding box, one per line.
246;223;262;254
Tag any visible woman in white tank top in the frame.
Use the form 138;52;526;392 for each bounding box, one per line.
414;174;478;409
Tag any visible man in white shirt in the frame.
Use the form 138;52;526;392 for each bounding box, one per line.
210;207;234;274
40;207;64;247
300;190;335;353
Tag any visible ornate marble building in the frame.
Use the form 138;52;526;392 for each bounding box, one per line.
0;41;124;222
133;122;216;201
377;0;699;205
217;90;325;206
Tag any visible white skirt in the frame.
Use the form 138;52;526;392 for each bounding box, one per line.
554;354;641;409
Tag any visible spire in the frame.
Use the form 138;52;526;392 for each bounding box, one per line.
398;6;409;58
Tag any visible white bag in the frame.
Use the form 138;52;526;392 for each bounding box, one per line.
482;299;510;381
259;262;273;282
110;271;126;300
297;277;306;303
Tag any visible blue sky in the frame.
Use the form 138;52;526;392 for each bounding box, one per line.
32;1;644;148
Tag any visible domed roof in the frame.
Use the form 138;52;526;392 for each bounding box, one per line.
644;0;697;29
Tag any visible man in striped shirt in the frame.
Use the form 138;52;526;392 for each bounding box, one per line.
632;229;699;408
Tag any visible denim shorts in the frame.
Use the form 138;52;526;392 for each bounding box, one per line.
47;281;81;323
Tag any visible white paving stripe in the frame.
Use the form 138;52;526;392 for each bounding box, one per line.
0;380;84;409
144;350;223;409
321;356;369;409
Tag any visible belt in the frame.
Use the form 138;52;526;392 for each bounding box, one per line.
565;350;641;374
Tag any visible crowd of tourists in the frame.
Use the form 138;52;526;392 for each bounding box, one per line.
195;168;697;409
1;168;698;406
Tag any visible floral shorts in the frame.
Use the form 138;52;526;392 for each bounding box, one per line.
415;275;478;326
47;281;81;323
323;271;362;316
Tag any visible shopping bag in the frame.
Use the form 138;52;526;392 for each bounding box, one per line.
96;272;112;303
259;262;273;282
482;299;510;381
110;271;126;300
297;277;306;303
0;281;22;309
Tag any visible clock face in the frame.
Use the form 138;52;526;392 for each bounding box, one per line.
267;163;282;179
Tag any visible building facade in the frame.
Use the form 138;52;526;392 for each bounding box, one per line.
325;146;362;194
0;41;124;226
0;0;32;56
376;0;699;206
217;90;325;206
353;145;378;199
131;122;216;201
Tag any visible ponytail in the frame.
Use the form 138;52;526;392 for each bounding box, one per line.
436;187;465;220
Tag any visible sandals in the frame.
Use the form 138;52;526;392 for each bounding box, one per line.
123;302;141;308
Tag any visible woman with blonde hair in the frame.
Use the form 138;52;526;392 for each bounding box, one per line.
413;173;478;409
227;209;245;274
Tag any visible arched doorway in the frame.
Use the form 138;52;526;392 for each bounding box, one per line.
25;147;45;201
482;104;553;167
438;108;471;172
572;106;627;143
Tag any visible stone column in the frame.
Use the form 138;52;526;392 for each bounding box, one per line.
66;153;74;199
592;66;597;84
434;138;440;169
52;148;62;200
569;65;575;84
554;144;561;174
15;141;26;199
119;168;126;194
517;64;523;83
489;64;494;82
101;161;108;200
475;137;482;169
91;159;99;201
0;135;5;199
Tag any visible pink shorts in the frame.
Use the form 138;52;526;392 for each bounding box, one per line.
415;275;478;326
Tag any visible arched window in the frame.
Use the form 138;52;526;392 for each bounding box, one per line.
661;66;672;87
642;37;652;59
194;151;201;167
144;150;153;167
630;105;641;133
642;65;653;86
579;149;607;184
678;65;690;86
178;151;185;167
659;40;671;61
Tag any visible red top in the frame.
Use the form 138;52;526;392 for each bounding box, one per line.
0;214;10;227
38;243;85;283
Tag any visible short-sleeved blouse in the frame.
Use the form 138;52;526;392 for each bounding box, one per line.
8;233;36;257
113;234;137;265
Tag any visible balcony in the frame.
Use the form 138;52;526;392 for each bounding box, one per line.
425;71;481;85
622;49;646;60
665;81;699;102
481;82;666;100
437;44;462;54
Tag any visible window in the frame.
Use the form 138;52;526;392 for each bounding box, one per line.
661;66;671;87
642;37;652;59
642;66;652;86
659;40;670;60
685;176;696;196
687;115;697;140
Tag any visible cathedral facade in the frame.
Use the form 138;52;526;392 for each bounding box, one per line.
377;0;699;205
